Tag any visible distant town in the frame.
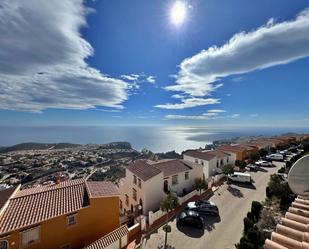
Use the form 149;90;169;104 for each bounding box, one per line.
1;133;308;190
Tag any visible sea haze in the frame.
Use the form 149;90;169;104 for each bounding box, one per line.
0;126;308;153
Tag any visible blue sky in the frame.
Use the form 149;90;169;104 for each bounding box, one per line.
1;0;309;127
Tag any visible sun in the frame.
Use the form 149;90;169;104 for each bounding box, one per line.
170;1;187;26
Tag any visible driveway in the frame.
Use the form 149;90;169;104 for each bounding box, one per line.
143;163;282;249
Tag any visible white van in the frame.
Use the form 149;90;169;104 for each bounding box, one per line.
266;153;284;161
228;172;252;184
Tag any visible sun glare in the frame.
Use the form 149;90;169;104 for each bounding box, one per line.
170;1;187;26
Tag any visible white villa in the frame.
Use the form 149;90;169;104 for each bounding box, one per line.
118;159;203;215
183;149;236;179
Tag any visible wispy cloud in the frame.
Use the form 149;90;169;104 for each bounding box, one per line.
146;76;156;84
155;98;220;110
120;74;140;81
0;0;130;112
232;76;244;82
208;109;226;113
249;113;259;117
165;112;240;120
161;8;309;108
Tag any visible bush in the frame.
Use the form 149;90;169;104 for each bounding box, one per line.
278;167;285;173
251;201;263;221
235;160;246;169
247;212;255;222
235;237;254;249
266;186;272;199
244;217;254;234
246;227;261;249
222;164;234;175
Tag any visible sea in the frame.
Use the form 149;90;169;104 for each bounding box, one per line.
0;126;309;153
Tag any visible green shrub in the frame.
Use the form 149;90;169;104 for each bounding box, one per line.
247;211;255;222
266;186;272;199
277;167;285;173
235;237;254;249
246;227;261;249
251;201;263;221
244;217;254;234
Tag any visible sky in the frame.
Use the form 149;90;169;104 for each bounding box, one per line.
1;0;309;127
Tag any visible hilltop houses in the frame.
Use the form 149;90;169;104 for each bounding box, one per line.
0;179;121;249
183;149;235;179
118;159;203;216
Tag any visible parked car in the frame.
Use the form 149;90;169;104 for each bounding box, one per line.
255;160;273;167
228;172;252;184
187;200;219;215
246;164;259;171
177;210;204;229
265;154;284;161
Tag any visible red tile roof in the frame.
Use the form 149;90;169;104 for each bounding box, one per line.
127;159;194;180
127;160;162;181
86;181;119;198
151;159;192;177
184;149;230;161
264;196;309;249
84;225;129;249
0;179;118;234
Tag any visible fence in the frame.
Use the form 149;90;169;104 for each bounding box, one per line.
148;209;167;226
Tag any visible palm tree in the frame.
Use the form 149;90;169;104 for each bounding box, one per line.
160;193;178;249
194;178;208;196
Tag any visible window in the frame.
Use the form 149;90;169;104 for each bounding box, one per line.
125;194;129;206
201;161;204;166
138;178;141;188
133;188;137;201
172;175;178;185
227;157;229;163
216;160;219;167
22;226;40;247
133;175;137;184
185;172;189;180
120;200;123;210
67;213;77;226
221;159;223;166
0;241;8;249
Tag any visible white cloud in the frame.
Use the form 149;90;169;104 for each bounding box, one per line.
208;109;226;113
155;98;220;110
228;114;240;118
249;113;259;117
120;74;140;81
226;93;232;97
232;76;244;82
165;112;240;120
0;0;129;112
165;115;210;120
146;76;156;84
171;94;185;99
165;9;309;97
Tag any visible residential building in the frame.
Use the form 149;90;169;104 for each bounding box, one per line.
119;159;203;215
183;149;235;179
0;179;120;249
218;144;258;160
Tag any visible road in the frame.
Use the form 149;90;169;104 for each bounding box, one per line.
143;163;282;249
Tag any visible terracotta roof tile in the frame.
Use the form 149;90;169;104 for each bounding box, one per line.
84;225;129;249
265;196;309;249
127;160;162;181
86;181;119;198
151;159;192;177
0;179;118;234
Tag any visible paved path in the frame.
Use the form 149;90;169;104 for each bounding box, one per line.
143;163;282;249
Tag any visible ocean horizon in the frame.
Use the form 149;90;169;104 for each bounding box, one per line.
1;126;309;153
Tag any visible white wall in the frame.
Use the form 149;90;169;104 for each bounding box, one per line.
143;173;164;213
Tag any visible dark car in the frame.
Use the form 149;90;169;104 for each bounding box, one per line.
176;210;204;228
246;164;259;171
186;200;219;215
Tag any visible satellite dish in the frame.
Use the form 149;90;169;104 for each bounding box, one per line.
288;155;309;196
